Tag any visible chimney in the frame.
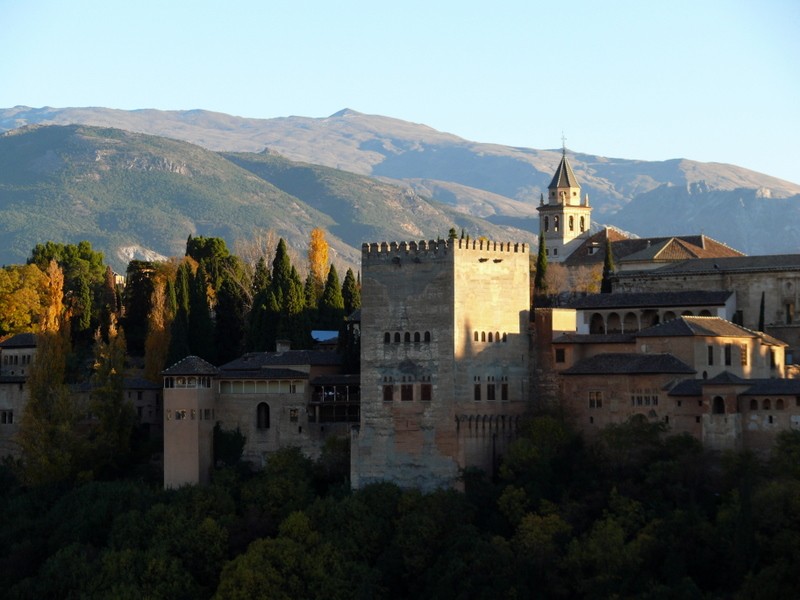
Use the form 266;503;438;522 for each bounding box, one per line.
276;339;291;353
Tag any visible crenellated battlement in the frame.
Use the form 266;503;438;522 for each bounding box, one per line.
361;239;527;261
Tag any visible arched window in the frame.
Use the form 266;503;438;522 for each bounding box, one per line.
569;216;574;231
481;331;486;342
495;331;500;343
384;332;391;344
404;332;411;343
776;398;785;410
257;402;270;429
554;216;560;232
663;311;677;322
580;216;585;232
424;331;431;342
394;332;401;343
623;312;638;333
712;396;725;414
749;399;758;410
544;216;549;232
589;313;605;334
414;332;421;343
488;332;493;342
607;312;622;334
763;398;771;410
474;331;479;342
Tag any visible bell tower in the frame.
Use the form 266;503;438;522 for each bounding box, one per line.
536;142;591;262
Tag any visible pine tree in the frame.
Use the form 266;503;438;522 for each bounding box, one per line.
534;236;548;296
341;268;361;315
601;236;616;294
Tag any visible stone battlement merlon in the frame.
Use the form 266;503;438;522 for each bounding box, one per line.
361;239;527;260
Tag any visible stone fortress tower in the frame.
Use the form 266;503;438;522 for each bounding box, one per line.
351;238;531;491
537;145;592;262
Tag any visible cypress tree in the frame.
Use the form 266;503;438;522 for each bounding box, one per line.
318;264;345;329
271;238;292;299
188;263;215;363
252;256;270;295
342;268;361;315
89;324;135;477
534;236;548;296
601;236;616;294
215;276;247;364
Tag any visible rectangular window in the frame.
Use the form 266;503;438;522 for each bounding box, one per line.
421;384;432;401
741;344;748;366
501;383;509;401
707;345;714;366
725;343;732;366
474;384;481;401
770;349;777;369
383;385;393;402
289;408;298;422
487;384;496;401
589;391;603;408
555;348;565;363
174;409;186;421
401;384;413;401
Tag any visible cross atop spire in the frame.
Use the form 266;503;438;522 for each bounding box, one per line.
561;131;567;156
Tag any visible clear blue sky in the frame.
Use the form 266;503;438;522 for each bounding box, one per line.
3;0;799;183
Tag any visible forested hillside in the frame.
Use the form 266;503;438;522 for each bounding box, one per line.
2;417;799;598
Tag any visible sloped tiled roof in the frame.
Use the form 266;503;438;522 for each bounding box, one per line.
741;379;800;395
0;332;37;348
669;376;800;397
636;316;760;339
218;367;309;380
566;291;732;310
619;254;800;277
552;333;635;344
162;355;219;376
703;371;749;385
667;379;704;396
564;229;744;267
220;350;342;372
562;353;695;375
548;153;580;190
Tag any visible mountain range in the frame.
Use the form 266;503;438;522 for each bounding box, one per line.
1;106;799;271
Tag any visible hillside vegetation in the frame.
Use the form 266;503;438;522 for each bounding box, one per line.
3;106;800;256
0;125;532;270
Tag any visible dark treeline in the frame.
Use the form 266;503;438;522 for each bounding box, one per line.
2;416;799;599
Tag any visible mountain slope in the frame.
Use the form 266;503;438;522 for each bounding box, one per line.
2;106;800;255
0;125;535;270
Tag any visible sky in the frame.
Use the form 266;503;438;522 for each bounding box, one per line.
2;0;799;183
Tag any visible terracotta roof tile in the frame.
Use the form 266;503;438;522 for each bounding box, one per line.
562;353;695;375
